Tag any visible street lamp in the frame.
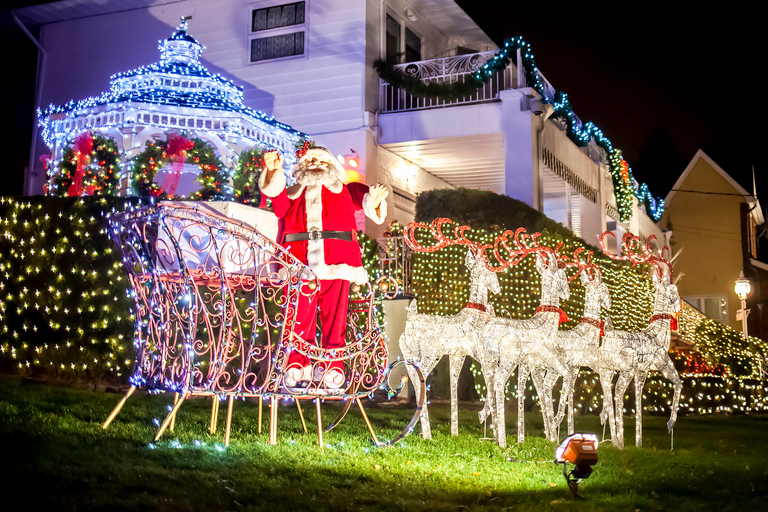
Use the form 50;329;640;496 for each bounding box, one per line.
734;270;751;340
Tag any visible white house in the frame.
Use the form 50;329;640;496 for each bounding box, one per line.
16;0;664;244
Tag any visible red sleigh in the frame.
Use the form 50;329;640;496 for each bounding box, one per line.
101;202;424;446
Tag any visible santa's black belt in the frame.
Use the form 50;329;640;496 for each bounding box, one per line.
284;229;353;242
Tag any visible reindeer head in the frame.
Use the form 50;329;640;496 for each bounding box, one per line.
652;261;680;314
562;248;611;314
600;231;678;314
466;249;501;296
582;267;611;315
535;250;570;304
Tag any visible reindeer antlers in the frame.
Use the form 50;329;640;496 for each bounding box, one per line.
404;218;554;272
558;247;599;282
599;231;672;278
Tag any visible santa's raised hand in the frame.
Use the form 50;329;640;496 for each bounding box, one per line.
264;150;283;172
369;183;389;208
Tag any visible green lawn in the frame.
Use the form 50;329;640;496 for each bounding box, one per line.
2;377;767;511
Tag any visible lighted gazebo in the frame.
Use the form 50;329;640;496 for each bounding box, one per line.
38;18;305;195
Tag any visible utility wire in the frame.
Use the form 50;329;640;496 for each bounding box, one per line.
670;189;751;197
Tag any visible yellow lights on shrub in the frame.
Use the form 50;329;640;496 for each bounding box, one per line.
0;196;135;378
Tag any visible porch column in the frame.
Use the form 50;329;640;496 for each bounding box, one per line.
500;89;539;210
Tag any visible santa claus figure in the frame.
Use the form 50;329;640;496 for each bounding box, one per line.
259;147;388;389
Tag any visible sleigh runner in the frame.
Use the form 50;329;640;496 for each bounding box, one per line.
102;202;424;446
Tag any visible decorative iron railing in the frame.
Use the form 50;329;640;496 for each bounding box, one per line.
377;236;413;297
379;51;515;112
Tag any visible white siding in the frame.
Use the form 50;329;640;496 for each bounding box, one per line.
39;0;368;138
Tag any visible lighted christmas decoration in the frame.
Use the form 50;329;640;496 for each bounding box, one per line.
403;218;581;448
478;243;572;448
375;37;664;222
0;196;136;379
129;135;228;200
597;231;682;449
102;202;424;446
47;132;120;197
545;254;612;436
37;18;305;191
232;147;265;205
400;219;501;439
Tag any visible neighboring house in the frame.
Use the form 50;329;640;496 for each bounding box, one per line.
660;149;767;340
15;0;665;245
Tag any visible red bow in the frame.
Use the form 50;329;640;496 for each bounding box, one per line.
161;134;194;197
67;132;93;196
535;305;569;325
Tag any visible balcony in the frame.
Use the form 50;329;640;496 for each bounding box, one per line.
379;49;559;113
379;51;511;113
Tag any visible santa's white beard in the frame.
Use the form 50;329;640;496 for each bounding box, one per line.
293;160;345;188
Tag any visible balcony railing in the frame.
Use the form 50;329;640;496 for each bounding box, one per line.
377;236;413;297
380;51;515;113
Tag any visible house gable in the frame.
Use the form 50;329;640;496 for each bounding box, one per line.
665;149;753;205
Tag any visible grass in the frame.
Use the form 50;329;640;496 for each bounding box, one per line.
2;376;767;511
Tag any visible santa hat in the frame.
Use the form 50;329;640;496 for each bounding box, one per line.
291;146;345;195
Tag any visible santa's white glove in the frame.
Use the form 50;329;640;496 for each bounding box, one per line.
369;183;389;208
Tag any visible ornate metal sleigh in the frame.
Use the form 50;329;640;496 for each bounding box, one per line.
101;202;424;446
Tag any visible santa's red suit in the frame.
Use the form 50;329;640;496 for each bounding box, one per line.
259;148;386;387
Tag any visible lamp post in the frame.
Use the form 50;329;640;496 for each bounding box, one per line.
734;270;751;340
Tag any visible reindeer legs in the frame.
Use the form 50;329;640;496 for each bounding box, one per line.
634;371;648;447
658;354;683;436
517;365;531;444
598;369;616;443
405;354;441;439
448;354;466;436
613;370;633;449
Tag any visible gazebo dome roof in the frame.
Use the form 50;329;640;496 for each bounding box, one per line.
38;18;305;149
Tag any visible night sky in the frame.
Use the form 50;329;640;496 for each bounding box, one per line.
2;1;763;205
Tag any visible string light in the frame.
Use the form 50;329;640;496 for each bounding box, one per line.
37;18;306;190
375;36;665;222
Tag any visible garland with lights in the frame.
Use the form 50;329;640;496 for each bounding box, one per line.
232;147;264;206
48;133;120;197
130;136;229;200
374;36;664;222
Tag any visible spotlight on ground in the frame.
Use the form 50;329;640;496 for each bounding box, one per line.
554;433;598;499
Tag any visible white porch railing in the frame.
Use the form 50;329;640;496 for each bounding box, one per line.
379;51;516;112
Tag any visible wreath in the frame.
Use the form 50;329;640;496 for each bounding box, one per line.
48;132;120;197
130;135;229;201
232;147;265;206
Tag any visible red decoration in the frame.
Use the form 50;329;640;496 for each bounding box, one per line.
295;139;314;159
620;158;630;185
535;305;569;325
67;132;93;196
161;133;195;197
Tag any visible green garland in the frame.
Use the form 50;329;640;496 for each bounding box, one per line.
375;36;665;222
130;136;229;201
232;147;264;206
48;133;120;197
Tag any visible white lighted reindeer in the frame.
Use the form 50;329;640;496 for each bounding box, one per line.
478;230;572;448
549;250;612;435
399;218;501;438
597;232;682;449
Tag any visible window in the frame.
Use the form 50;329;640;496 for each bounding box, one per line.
685;295;728;323
385;14;401;64
404;27;421;63
248;2;306;63
384;12;421;65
